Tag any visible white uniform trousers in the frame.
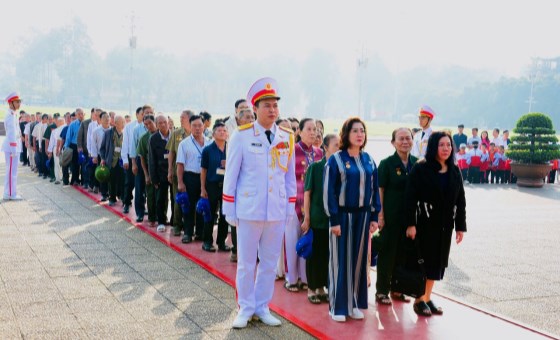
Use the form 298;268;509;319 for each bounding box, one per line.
53;153;62;182
28;147;35;168
4;153;19;198
284;214;307;285
236;219;284;318
276;236;286;279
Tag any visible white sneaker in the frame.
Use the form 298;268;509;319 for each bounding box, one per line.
2;195;9;201
330;312;346;322
232;314;250;329
255;312;281;326
156;224;166;233
349;308;364;320
10;196;23;201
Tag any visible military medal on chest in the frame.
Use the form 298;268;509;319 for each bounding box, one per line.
345;161;351;169
396;167;402;176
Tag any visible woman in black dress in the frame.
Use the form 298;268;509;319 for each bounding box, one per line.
404;131;467;317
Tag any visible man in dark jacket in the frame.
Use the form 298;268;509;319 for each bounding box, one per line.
149;115;171;232
77;109;93;189
100;116;125;206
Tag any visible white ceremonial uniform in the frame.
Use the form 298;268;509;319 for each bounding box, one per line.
411;127;432;159
2;109;23;199
222;121;297;319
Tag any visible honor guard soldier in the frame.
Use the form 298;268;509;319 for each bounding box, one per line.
223;77;297;329
3;92;23;200
411;105;435;159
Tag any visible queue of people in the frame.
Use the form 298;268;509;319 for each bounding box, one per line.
2;87;474;328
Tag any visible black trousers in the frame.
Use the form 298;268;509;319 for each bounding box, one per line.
21;142;28;165
134;157;146;218
123;157;134;206
468;166;480;183
183;172;203;238
81;149;90;187
548;170;557;184
155;180;169;225
204;181;228;246
39;141;48;176
69;144;80;185
109;165;124;202
306;227;330;291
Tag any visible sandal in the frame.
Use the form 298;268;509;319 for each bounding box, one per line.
390;292;411;303
319;293;329;303
427;300;443;315
413;301;432;317
297;281;308;290
307;294;321;304
375;293;392;305
284;282;299;293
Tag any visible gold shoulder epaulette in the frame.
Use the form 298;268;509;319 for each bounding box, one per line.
238;123;254;131
279;125;293;134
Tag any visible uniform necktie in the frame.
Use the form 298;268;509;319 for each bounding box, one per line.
421;131;425;139
265;130;272;144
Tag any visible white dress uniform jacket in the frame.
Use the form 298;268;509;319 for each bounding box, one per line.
411;127;432;159
2;109;22;154
222;122;297;223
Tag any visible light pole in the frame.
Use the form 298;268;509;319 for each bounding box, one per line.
527;59;540;113
357;46;368;119
129;13;137;115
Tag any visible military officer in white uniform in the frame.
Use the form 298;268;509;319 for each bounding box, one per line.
223;78;297;329
411;105;435;159
2;92;23;200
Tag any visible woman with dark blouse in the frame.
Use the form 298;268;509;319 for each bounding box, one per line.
405;131;467;317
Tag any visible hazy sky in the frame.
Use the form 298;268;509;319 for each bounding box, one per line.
5;0;560;76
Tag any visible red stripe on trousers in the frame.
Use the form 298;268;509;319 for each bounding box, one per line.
9;155;12;196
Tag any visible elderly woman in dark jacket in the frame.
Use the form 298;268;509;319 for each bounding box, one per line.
405;131;466;317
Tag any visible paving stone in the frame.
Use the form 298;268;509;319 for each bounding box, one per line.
0;320;22;340
141;311;203;336
177;299;235;316
80;322;151;340
11;300;72;318
188;311;239;332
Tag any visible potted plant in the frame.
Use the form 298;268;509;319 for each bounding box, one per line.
507;113;560;188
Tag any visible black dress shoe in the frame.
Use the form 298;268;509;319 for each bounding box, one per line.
202;243;216;252
100;196;108;202
135;216;143;223
182;235;192;244
193;235;203;242
123;205;130;214
218;244;232;252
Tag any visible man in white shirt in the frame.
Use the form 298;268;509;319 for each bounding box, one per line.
176;115;211;243
491;128;503;147
121;106;145;214
48;117;66;184
467;128;482;147
91;111;112;200
86;108;101;191
24;114;35;169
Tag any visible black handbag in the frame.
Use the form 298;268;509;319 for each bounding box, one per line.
390;240;426;298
